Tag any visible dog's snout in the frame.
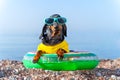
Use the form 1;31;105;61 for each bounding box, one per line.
52;22;59;31
53;22;58;27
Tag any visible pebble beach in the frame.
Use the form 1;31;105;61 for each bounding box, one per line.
0;58;120;80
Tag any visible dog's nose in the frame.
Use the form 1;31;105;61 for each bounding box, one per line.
53;22;58;27
52;22;59;30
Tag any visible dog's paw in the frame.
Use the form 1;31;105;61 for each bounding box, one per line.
32;59;38;63
58;55;64;61
56;48;67;60
32;51;43;63
32;55;40;63
57;52;64;60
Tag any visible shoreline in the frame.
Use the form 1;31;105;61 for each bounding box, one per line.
0;58;120;80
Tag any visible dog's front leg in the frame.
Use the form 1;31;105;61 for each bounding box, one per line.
33;50;45;63
56;48;67;60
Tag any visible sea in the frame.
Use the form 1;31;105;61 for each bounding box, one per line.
0;35;120;61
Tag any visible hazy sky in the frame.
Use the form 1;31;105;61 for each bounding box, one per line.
0;0;120;59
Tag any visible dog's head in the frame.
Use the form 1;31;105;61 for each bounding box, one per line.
40;14;67;45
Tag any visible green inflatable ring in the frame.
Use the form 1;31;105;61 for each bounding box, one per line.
22;52;99;71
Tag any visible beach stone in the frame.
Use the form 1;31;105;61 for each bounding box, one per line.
116;77;120;80
24;76;32;80
60;77;65;80
13;69;19;75
9;76;17;80
0;59;120;79
56;71;62;75
0;63;2;66
96;72;102;77
44;70;49;73
111;75;117;80
0;67;4;71
0;71;5;78
69;77;75;80
115;68;120;76
6;67;12;71
43;77;50;80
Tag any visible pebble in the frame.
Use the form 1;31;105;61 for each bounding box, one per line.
116;77;120;80
13;69;19;75
111;75;116;79
0;59;120;79
0;71;5;78
115;68;120;76
96;72;102;77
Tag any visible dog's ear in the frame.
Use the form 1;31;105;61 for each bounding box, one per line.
62;24;67;37
39;24;47;39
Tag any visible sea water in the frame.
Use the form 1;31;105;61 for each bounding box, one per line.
0;35;120;61
0;35;39;61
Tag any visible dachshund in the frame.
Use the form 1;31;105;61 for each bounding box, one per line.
33;14;69;63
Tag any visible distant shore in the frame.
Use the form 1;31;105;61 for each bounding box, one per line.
0;58;120;80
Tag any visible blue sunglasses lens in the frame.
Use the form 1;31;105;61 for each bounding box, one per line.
58;17;66;24
45;18;54;24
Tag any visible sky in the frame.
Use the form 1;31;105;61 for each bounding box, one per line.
0;0;120;59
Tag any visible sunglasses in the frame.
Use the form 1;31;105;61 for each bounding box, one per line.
45;17;67;25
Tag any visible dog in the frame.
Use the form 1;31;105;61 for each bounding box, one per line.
33;14;69;63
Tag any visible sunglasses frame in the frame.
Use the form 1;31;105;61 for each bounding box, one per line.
45;17;67;25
